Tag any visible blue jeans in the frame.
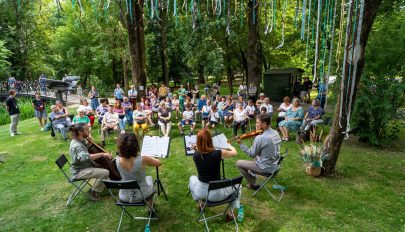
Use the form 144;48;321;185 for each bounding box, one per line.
118;118;127;130
125;110;133;124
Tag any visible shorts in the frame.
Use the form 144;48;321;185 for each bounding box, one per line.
181;119;195;126
34;110;47;118
208;121;218;125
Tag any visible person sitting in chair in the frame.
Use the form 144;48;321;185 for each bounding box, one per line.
206;105;220;129
178;105;196;136
278;98;304;142
69;123;111;201
158;102;172;137
72;108;91;137
122;97;133;126
235;114;281;190
133;103;148;137
116;133;161;205
101;106;119;146
189;129;240;222
50;105;71;140
300;98;325;141
78;99;95;127
232;102;248;137
96;98;109;125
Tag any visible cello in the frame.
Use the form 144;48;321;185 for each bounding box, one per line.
86;138;122;180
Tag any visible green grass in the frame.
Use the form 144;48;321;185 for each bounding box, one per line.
0;114;404;232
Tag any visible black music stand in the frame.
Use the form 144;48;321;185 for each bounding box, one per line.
141;136;170;201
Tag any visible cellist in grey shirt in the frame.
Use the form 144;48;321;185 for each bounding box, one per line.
235;114;282;189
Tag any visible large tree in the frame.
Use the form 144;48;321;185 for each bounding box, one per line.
322;0;383;175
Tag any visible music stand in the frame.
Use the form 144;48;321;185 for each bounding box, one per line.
141;136;170;200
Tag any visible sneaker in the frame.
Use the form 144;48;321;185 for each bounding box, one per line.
121;130;125;134
40;127;44;131
87;189;100;201
10;133;15;137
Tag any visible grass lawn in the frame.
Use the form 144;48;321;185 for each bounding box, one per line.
0;114;404;232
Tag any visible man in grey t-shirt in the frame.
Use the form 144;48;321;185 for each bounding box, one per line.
235;114;282;189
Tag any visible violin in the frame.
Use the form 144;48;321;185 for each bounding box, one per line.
228;130;264;143
86;138;122;180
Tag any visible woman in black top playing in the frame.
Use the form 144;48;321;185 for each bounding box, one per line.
189;129;240;221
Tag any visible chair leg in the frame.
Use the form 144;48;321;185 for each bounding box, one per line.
66;180;90;206
230;207;239;232
117;207;126;232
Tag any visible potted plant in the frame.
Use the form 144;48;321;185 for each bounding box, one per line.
299;131;329;177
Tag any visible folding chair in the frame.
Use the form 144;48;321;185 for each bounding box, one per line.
55;154;92;206
103;180;158;232
252;149;288;202
197;176;243;232
49;117;65;140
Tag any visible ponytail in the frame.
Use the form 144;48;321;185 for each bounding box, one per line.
69;123;87;139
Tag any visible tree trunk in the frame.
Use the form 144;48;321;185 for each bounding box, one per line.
122;55;129;93
159;2;170;86
322;0;382;176
197;65;205;84
247;0;263;95
127;0;147;97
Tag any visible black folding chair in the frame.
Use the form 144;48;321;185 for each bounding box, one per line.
252;149;288;202
197;176;243;232
103;180;158;232
55;154;92;206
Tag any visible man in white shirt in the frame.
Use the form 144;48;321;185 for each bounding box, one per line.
101;106;119;146
178;105;196;136
248;83;258;102
128;85;138;107
260;97;273;122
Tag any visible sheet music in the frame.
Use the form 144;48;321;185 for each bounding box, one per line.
184;135;197;155
141;136;170;158
184;133;230;155
212;133;231;150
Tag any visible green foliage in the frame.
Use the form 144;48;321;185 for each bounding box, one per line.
0;40;12;78
352;9;405;147
0;97;54;126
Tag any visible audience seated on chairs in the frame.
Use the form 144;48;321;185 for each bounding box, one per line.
72;108;91;137
115;133;161;204
217;96;227;124
235;114;281;190
300;99;325;141
223;98;235;128
206;105;220;130
232;102;248;137
195;95;207;122
260;97;273;122
157;102;172;137
96;98;109;125
78;99;95;127
158;83;168;101
143;99;155;127
69;123;111;201
50;105;71;140
55;100;72;122
113;100;127;134
278;98;304;142
171;94;181;120
255;93;266;109
101;106;119;146
276;96;292;128
201;100;211;129
122;97;133;126
178;105;196;136
245;99;256;119
189;129;241;222
133;103;148;137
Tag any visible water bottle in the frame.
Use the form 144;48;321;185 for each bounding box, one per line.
144;224;151;232
237;205;244;222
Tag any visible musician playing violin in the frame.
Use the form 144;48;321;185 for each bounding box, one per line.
69;123;111;201
235;114;282;190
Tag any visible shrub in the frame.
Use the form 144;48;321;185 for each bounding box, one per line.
0;97;54;126
352;76;404;146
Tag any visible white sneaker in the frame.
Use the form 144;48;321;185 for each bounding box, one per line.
40;127;44;131
10;133;15;137
121;130;125;134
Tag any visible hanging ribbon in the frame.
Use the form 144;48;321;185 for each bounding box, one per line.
240;0;244;26
312;0;321;82
77;0;84;17
129;0;133;23
150;0;154;18
72;0;75;7
335;0;345;72
338;0;354;128
276;0;287;49
305;0;311;59
273;0;277;30
253;0;256;24
300;0;307;40
264;0;269;34
346;0;365;139
226;0;231;35
294;0;299;28
324;0;338;108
